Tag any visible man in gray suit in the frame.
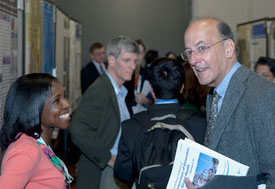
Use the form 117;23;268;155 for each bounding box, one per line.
182;17;275;188
69;36;139;189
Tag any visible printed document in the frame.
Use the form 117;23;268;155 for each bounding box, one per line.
167;138;249;189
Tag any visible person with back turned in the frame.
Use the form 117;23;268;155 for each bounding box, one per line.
114;58;206;188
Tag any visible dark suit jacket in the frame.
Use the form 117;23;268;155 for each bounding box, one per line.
203;66;275;188
114;103;206;185
81;61;100;94
69;73;120;188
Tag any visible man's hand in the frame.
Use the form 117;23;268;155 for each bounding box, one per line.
185;178;196;189
135;93;147;104
135;93;153;107
107;155;116;168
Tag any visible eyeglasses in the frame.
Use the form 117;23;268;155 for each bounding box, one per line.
181;38;228;61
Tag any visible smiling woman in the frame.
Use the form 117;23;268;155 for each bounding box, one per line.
41;81;71;142
0;73;73;189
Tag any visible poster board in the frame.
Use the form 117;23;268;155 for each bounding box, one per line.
0;0;18;127
69;19;81;111
55;7;70;97
237;18;270;71
268;19;275;59
24;0;42;73
250;21;267;70
236;23;252;69
17;0;23;77
42;1;55;74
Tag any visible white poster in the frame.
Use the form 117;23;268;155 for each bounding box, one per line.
69;19;82;111
55;8;70;97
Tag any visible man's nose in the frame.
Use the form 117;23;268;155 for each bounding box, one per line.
62;98;71;109
131;60;136;70
188;51;199;66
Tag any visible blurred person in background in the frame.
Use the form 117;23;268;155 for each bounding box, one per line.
180;62;209;116
165;51;177;59
81;42;106;94
124;40;154;115
254;56;275;82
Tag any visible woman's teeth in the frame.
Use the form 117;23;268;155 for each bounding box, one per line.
59;113;70;119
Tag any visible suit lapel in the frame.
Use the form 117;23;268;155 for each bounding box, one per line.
209;66;249;149
90;61;100;77
101;73;120;119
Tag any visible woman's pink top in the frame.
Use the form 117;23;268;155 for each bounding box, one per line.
0;133;66;188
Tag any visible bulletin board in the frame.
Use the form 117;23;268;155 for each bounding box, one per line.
42;1;55;74
69;19;82;111
236;23;252;69
55;7;70;97
250;21;267;70
0;0;18;127
25;0;42;73
268;19;275;59
237;18;270;71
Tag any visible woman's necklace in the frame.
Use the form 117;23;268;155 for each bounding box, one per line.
37;137;73;188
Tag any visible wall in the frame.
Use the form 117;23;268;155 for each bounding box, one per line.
192;0;275;37
54;0;192;67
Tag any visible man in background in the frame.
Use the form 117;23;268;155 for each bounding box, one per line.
70;36;139;189
182;17;275;188
81;42;106;94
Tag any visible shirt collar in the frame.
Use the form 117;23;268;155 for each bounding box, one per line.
215;61;241;98
105;71;128;98
154;99;178;104
92;59;101;66
92;60;105;71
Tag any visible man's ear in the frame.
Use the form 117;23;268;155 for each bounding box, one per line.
180;84;184;94
108;55;115;67
224;39;235;59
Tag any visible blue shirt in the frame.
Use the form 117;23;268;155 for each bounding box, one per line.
106;72;130;155
215;61;241;112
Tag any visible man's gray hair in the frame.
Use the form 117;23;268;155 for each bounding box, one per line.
106;36;140;59
217;20;235;43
